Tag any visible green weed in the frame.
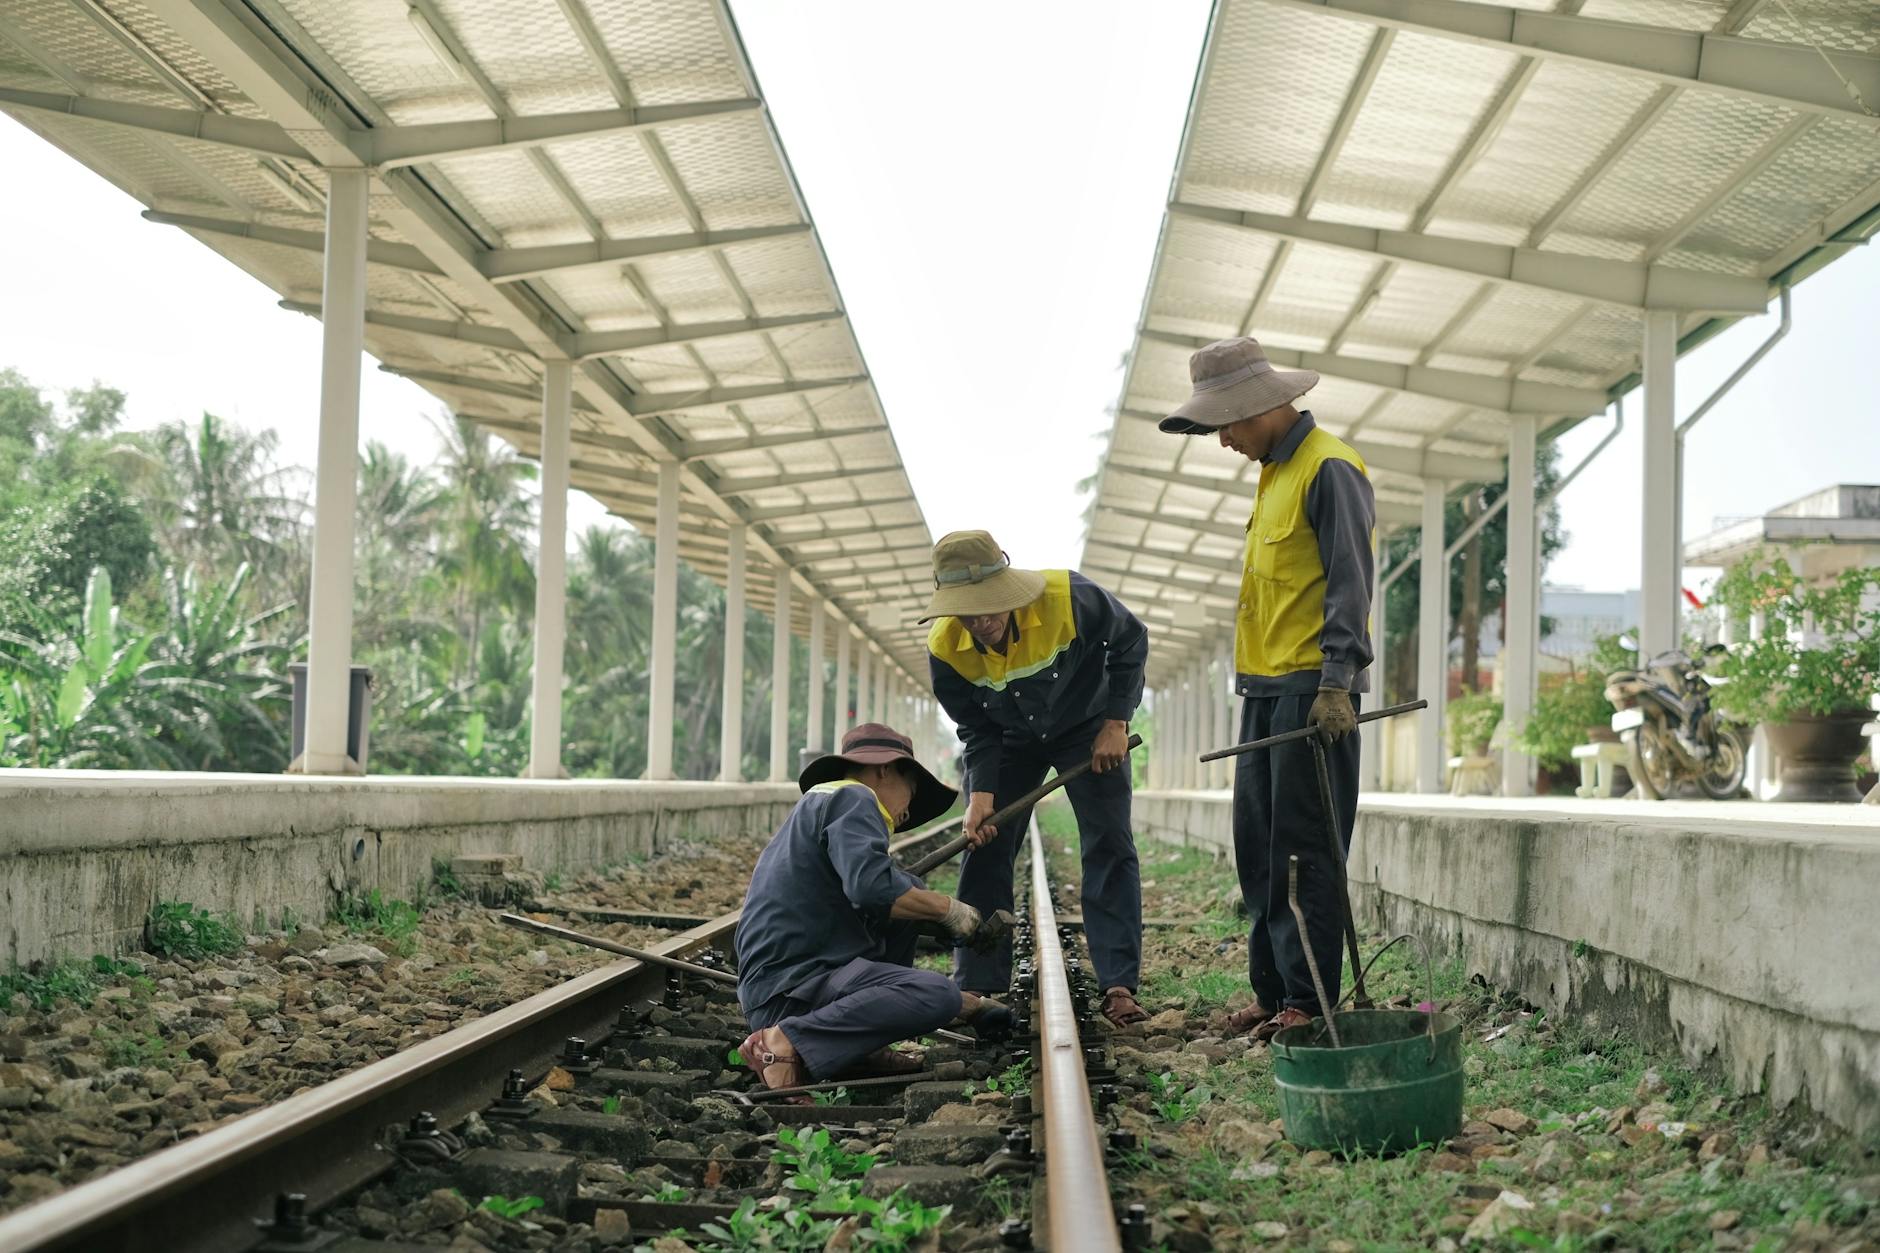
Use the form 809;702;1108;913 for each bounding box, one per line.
477;1194;544;1220
810;1086;852;1107
1148;1070;1213;1123
98;1026;176;1069
601;1095;622;1115
0;954;142;1011
145;902;243;959
332;889;424;956
638;1181;688;1203
430;858;465;899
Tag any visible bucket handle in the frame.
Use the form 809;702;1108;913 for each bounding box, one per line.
1302;933;1440;1063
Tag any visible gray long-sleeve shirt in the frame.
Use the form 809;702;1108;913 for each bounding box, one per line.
734;782;923;1016
1235;411;1376;698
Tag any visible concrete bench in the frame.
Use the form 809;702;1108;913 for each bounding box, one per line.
1572;740;1629;799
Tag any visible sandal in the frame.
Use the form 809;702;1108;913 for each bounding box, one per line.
1100;987;1149;1029
1221;1000;1276;1035
1250;1006;1314;1044
737;1027;812;1099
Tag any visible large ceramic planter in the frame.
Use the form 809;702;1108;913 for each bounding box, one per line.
1762;710;1871;803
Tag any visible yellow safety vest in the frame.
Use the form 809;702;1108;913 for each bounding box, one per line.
807;779;896;832
1236;427;1369;679
927;569;1077;690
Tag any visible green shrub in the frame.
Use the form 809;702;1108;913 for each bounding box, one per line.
1446;690;1503;757
0;954;142;1011
1708;552;1880;724
1514;632;1633;770
145;902;243;959
333;889;423;956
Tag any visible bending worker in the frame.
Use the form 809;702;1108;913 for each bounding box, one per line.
1159;337;1375;1043
922;530;1151;1028
735;723;1008;1092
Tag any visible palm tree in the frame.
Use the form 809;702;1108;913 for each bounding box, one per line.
428;413;536;682
355;442;449;654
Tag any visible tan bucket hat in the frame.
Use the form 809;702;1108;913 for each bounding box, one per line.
1159;336;1319;435
917;530;1047;624
797;723;958;831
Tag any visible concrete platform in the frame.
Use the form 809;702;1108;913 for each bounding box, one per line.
1134;789;1880;1135
0;769;796;965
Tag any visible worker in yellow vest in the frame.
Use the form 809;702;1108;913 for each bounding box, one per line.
921;531;1151;1028
1160;337;1375;1043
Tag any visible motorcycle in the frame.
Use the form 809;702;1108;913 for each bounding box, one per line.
1603;638;1748;801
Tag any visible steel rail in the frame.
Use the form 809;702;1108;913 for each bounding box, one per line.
0;910;742;1253
1026;825;1123;1253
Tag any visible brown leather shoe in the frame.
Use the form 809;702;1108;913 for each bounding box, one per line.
1250;1006;1315;1043
738;1027;812;1100
1101;987;1149;1028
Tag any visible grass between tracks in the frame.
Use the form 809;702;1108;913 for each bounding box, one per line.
1035;801;1879;1252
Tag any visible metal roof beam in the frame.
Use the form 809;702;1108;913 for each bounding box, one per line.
1102;505;1246;540
570;311;843;360
481;224;812;283
680;426;884;461
367;99;761;169
1168;202;1769;314
716;466;899;496
0;87;307;158
142;209;443;274
1264;0;1880;119
1114;418;1506;483
768;520;928;545
627;376;867;418
569;458;660;488
1085;540;1244;581
377;365;576;408
741;494;913;523
279;300;528;353
1137;330;1605;415
468;412;649;458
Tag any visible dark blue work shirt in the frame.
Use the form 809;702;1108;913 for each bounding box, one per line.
734;782;923;1017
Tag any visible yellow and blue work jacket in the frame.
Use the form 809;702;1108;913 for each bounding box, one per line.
1236;412;1377;697
928;570;1147;792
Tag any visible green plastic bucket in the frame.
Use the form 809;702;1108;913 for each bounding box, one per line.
1271;1009;1463;1154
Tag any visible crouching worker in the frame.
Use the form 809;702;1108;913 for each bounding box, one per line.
735;723;1010;1093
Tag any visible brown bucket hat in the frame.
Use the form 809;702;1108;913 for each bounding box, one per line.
917;530;1047;624
1159;336;1319;435
797;723;958;832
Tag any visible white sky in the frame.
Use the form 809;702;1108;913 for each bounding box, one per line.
2;0;1877;602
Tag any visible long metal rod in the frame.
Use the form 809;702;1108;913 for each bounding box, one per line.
903;734;1144;877
499;912;738;984
1287;856;1342;1049
0;911;742;1253
1309;736;1368;1009
1198;700;1427;763
1678;284;1790;437
1027;825;1122;1253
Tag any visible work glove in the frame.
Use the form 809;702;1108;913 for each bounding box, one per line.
940;898;983;943
1310;687;1358;743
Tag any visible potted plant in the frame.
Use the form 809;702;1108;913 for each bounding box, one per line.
1709;552;1880;803
1515;634;1633;791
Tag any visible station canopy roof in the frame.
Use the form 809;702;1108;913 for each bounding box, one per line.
1081;0;1880;681
0;0;934;675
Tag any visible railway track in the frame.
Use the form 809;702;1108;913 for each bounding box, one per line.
0;823;1142;1252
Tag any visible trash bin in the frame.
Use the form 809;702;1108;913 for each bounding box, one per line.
287;663;373;772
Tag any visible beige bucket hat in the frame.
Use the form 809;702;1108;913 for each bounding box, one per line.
917;530;1046;624
1159;336;1319;435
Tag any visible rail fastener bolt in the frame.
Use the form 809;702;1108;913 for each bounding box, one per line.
561;1035;598;1074
1120;1203;1153;1249
488;1067;537;1119
1107;1127;1139;1161
254;1192;337;1250
998;1217;1034;1249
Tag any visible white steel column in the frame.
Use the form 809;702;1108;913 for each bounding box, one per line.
874;657;890;731
526;359;572;779
1417;482;1449;794
1503;416;1540;796
856;644;873;725
299;168;369;775
1175;675;1194;789
718;524;747;782
769;568;792;781
834;625;853;738
806;595;827;753
646;460;681;780
1641;309;1681;658
1360;542;1385;792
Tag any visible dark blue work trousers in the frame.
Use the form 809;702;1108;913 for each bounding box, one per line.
746;923;961;1080
952;734;1142;994
1231;692;1361;1015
